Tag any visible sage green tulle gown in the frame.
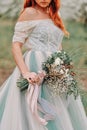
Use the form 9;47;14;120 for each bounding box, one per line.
0;19;87;130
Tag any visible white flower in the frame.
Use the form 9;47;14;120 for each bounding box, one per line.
60;69;65;74
60;60;64;64
65;73;69;77
62;87;66;92
66;69;69;74
54;58;61;66
64;69;69;77
70;62;73;65
64;51;66;54
57;51;61;53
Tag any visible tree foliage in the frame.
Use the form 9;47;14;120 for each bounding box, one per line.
0;0;22;20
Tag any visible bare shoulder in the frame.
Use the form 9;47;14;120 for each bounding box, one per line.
18;7;38;22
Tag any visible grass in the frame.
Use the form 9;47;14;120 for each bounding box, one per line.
0;19;16;85
0;19;87;114
63;20;87;65
0;20;15;67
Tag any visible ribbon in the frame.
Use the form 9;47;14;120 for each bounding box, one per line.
26;71;56;125
26;84;48;125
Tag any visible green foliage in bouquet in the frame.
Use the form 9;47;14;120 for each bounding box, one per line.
65;75;79;99
42;50;80;99
42;50;72;73
17;77;29;91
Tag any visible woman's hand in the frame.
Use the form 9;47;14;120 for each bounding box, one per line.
22;71;46;85
22;72;40;85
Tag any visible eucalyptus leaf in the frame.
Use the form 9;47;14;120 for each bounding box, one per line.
17;77;29;91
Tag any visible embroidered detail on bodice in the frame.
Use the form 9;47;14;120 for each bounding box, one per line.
12;19;64;52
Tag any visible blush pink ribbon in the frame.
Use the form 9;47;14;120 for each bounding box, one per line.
26;71;56;125
26;71;48;125
26;84;48;125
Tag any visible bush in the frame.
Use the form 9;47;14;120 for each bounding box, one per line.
79;3;87;25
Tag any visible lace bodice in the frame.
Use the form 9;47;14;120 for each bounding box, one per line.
12;19;64;52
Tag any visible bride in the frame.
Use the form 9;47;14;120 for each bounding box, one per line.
0;0;87;130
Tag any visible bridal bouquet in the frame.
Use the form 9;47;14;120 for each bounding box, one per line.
42;50;79;99
16;50;80;125
17;50;79;99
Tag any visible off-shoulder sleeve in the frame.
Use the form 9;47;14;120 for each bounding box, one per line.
12;21;36;44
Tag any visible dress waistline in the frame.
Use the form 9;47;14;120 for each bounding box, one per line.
26;48;57;53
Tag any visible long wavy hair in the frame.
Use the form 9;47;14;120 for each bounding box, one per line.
22;0;69;36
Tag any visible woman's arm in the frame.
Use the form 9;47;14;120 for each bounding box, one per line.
12;8;40;84
12;42;29;75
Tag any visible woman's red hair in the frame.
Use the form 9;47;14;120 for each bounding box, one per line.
22;0;68;36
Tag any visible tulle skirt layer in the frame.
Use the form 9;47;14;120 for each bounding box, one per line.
0;50;87;130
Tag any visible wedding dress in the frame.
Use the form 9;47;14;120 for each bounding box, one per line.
0;19;87;130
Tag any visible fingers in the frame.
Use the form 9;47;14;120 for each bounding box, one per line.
28;73;40;85
23;71;45;85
